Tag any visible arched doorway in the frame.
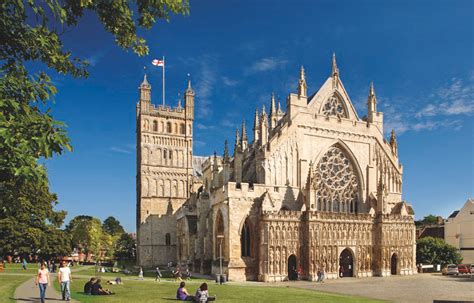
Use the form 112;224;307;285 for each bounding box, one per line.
391;253;398;275
339;248;354;278
287;255;297;280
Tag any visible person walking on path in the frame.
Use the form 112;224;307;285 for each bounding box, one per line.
58;261;72;301
138;266;144;280
35;262;50;303
22;258;28;270
155;266;162;281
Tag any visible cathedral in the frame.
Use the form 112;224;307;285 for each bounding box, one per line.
136;55;416;282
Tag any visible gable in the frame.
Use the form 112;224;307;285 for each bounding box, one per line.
307;76;361;121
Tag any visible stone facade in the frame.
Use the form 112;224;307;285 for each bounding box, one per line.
136;55;417;281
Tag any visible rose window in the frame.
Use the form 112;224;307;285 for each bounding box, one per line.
314;146;359;213
321;95;347;118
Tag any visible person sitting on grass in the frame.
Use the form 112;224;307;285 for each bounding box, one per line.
195;283;216;302
91;279;114;295
176;281;195;301
84;278;96;295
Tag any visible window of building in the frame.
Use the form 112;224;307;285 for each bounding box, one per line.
321;94;348;118
240;219;251;257
169;150;172;160
314;145;359;213
163;149;167;160
180;123;185;134
153;121;158;132
165;233;171;246
167;122;172;133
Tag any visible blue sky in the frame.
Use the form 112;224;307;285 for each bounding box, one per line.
45;0;473;232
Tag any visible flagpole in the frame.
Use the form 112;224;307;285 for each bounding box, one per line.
162;56;165;106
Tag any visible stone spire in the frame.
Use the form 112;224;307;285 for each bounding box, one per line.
270;93;277;129
184;78;195;120
260;105;269;146
253;107;260;144
213;151;219;172
331;53;339;77
234;128;241;155
277;98;283;114
139;74;151;103
270;93;276;115
223;140;230;163
141;74;150;88
298;66;307;98
389;129;398;157
186;79;194;95
367;82;377;123
241;120;248;150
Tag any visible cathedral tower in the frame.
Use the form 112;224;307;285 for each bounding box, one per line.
136;74;194;266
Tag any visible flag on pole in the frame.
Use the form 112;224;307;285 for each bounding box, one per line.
152;59;165;67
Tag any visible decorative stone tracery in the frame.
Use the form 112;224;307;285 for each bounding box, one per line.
314;146;359;213
321;94;348;118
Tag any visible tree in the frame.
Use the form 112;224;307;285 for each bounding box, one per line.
0;0;189;257
114;233;136;261
415;214;440;227
416;237;463;266
102;217;125;236
67;216;103;256
0;178;70;258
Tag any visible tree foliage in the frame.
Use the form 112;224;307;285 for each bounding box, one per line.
415;214;440;227
114;233;136;261
102;216;125;236
416;237;463;266
0;0;188;257
0;179;70;257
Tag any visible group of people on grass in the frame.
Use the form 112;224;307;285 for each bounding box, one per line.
83;277;115;295
35;261;72;303
177;282;216;302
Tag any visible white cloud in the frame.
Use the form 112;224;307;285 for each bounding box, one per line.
110;146;133;154
195;56;217;118
248;57;287;73
380;75;472;136
85;50;107;67
417;78;474;117
221;76;239;87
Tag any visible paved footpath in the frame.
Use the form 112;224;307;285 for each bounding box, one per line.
278;273;474;303
14;278;79;303
13;267;90;303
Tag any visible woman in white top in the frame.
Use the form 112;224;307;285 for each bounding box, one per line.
35;262;50;303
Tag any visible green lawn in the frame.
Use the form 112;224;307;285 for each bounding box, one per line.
1;262;40;275
54;276;384;303
0;274;32;303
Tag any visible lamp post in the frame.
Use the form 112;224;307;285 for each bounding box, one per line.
217;235;224;280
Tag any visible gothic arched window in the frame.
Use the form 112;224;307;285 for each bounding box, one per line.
167;122;172;133
240;219;252;257
321;94;348;118
314;145;359;213
153;120;158;132
165;233;171;246
180;123;185;134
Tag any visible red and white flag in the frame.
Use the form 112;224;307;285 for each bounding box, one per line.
152;59;165;67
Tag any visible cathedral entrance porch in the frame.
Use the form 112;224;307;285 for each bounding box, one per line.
391;253;398;275
288;254;298;281
339;248;354;278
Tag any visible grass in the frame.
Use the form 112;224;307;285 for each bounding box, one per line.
78;266;205;281
0;272;34;303
1;262;40;275
53;276;384;303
